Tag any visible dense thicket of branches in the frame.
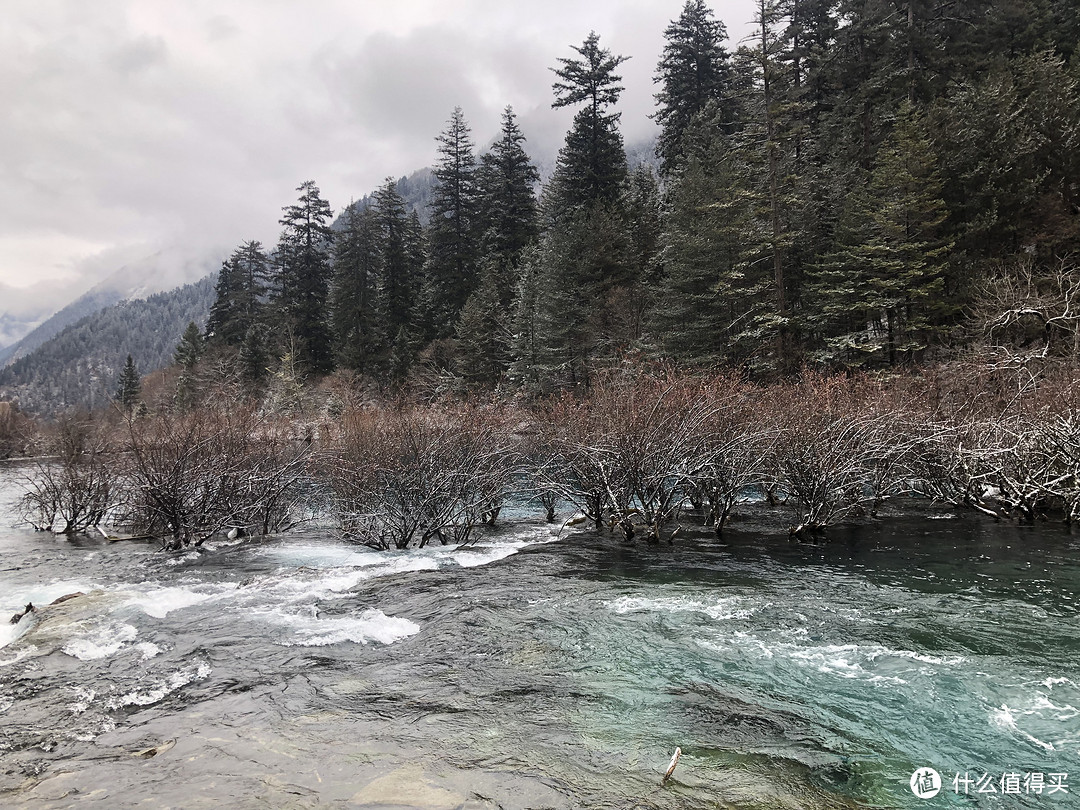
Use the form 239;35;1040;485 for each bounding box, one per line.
19;361;1080;548
323;404;518;549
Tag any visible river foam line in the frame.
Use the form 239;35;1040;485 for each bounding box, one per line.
62;621;139;661
257;606;421;646
606;593;762;621
107;660;212;709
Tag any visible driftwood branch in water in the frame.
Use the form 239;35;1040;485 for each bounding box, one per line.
9;603;34;624
662;747;681;784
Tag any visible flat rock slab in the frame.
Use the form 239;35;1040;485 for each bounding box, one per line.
350;764;465;808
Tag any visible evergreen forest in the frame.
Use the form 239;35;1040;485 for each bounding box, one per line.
198;0;1080;393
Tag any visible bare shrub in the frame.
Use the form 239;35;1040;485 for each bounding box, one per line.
326;404;517;550
120;406;312;549
958;413;1080;522
972;256;1080;362
688;376;774;534
18;413;116;534
535;369;716;542
762;374;918;537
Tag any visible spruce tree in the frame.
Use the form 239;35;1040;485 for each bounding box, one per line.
274;181;335;372
115;354;140;410
721;0;802;369
653;0;734;176
625;165;664;288
520;203;631;386
867;101;952;360
653;149;761;365
372;179;422;370
330;204;381;372
173;321;204;369
422;108;480;339
173;322;204;410
207;241;269;346
508;30;635;387
509;245;546;393
806;102;951;365
455;269;510;386
206;258;241;345
389;325;414;382
239;323;271;388
475;106;540;300
548;32;630;210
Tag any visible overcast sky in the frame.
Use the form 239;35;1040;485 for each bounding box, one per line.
0;0;758;317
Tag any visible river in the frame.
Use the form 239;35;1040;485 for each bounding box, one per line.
0;461;1078;808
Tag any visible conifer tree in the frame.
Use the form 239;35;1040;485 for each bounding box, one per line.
422;108;480;338
807;101;951;365
207;258;241;345
519;204;631;386
509;31;635;386
331;204;381;372
653;0;734;176
372;179;421;365
548;32;630;210
722;1;802;369
173;321;204;370
389;325;414;382
115;354;140;410
475;106;540;300
653;147;760;365
509;245;546;393
274;180;335;372
455;269;510;385
867;101;952;360
625;165;664;288
207;241;269;346
239;324;271;388
172;321;205;411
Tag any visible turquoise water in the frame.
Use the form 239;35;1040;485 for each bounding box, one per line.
0;461;1078;808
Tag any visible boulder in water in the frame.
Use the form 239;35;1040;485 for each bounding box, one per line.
49;592;85;606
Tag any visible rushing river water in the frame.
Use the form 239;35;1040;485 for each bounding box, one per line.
1;462;1078;809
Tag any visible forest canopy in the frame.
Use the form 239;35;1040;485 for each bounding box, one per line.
4;0;1080;413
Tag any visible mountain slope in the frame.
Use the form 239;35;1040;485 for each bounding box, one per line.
0;275;217;414
0;247;222;367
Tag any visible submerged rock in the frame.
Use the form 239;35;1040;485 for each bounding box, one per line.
49;592;84;606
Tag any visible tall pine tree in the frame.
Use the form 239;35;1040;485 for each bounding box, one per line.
475;106;540;301
653;0;734;176
372;179;423;374
115;354;140;411
274;181;335;372
548;32;630;211
422;108;480;339
206;241;269;346
806;101;951;365
331;204;382;372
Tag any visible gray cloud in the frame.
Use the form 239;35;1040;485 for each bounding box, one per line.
0;0;758;332
107;34;168;75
